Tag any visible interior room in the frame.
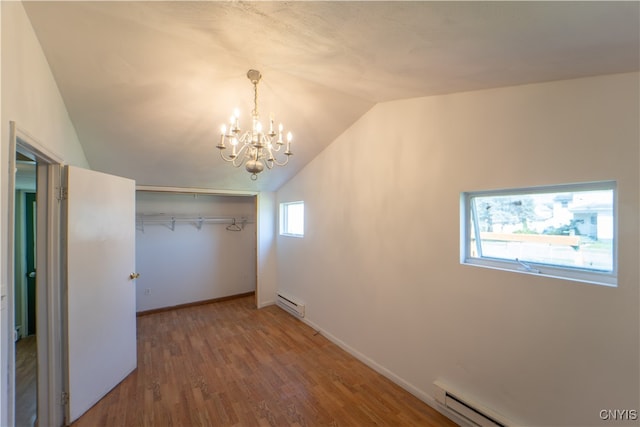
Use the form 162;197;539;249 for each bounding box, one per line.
1;2;638;427
135;191;257;314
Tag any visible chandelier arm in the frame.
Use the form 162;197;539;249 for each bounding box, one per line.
218;146;248;168
218;150;237;163
264;158;274;170
234;144;253;163
268;155;291;167
268;142;284;153
220;142;251;168
231;157;245;168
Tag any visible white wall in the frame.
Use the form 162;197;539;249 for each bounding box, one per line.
276;73;639;426
1;2;89;425
257;192;278;308
135;192;256;312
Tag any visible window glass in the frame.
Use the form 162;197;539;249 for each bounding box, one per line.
280;201;304;237
462;182;616;286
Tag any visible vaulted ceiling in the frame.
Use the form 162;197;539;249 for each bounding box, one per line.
23;1;640;192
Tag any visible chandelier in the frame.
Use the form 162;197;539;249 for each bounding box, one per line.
217;69;293;180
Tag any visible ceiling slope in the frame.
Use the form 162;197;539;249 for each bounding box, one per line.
23;1;640;192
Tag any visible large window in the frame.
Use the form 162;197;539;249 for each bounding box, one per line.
280;201;304;237
461;181;616;286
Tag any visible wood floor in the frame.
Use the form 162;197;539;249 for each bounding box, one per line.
72;296;457;427
15;335;37;427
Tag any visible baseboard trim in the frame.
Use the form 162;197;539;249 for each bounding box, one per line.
136;291;255;316
299;316;464;426
257;300;276;309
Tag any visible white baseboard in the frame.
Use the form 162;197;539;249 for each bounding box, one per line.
257;300;275;309
299;316;469;426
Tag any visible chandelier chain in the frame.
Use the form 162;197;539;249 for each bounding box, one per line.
252;81;259;117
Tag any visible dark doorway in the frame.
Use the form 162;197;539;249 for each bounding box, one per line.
26;192;36;336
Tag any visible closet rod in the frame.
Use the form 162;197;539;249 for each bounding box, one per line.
136;216;252;221
136;215;253;232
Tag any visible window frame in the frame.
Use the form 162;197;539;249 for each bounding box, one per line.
461;181;617;287
279;201;304;238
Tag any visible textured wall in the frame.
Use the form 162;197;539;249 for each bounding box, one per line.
276;73;639;426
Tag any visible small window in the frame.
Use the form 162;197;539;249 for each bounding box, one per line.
280;201;304;237
461;181;616;286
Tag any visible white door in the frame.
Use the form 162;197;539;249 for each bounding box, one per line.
64;166;137;422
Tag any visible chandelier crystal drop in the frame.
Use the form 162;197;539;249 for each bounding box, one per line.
217;69;293;180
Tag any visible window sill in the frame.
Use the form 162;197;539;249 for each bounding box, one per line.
462;258;617;287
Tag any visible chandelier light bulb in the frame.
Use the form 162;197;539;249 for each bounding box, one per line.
232;108;240;131
220;124;227;134
277;123;284;144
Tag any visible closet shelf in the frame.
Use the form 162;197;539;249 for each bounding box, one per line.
136;214;253;232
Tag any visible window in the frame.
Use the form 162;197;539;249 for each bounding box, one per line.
280;201;304;237
461;181;616;286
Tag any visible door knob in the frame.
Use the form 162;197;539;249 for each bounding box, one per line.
129;273;140;280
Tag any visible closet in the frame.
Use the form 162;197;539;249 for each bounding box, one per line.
135;191;257;313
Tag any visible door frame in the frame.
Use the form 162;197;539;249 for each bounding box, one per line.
7;121;65;427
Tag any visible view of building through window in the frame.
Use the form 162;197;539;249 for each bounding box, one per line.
467;184;615;273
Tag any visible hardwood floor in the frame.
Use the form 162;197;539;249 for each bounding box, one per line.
15;335;37;427
72;296;457;426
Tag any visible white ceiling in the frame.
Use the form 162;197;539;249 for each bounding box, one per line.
23;1;640;192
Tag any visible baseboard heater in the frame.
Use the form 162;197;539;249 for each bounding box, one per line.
434;381;509;427
276;292;305;318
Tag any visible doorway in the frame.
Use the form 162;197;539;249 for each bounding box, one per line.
8;122;65;427
14;156;38;427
